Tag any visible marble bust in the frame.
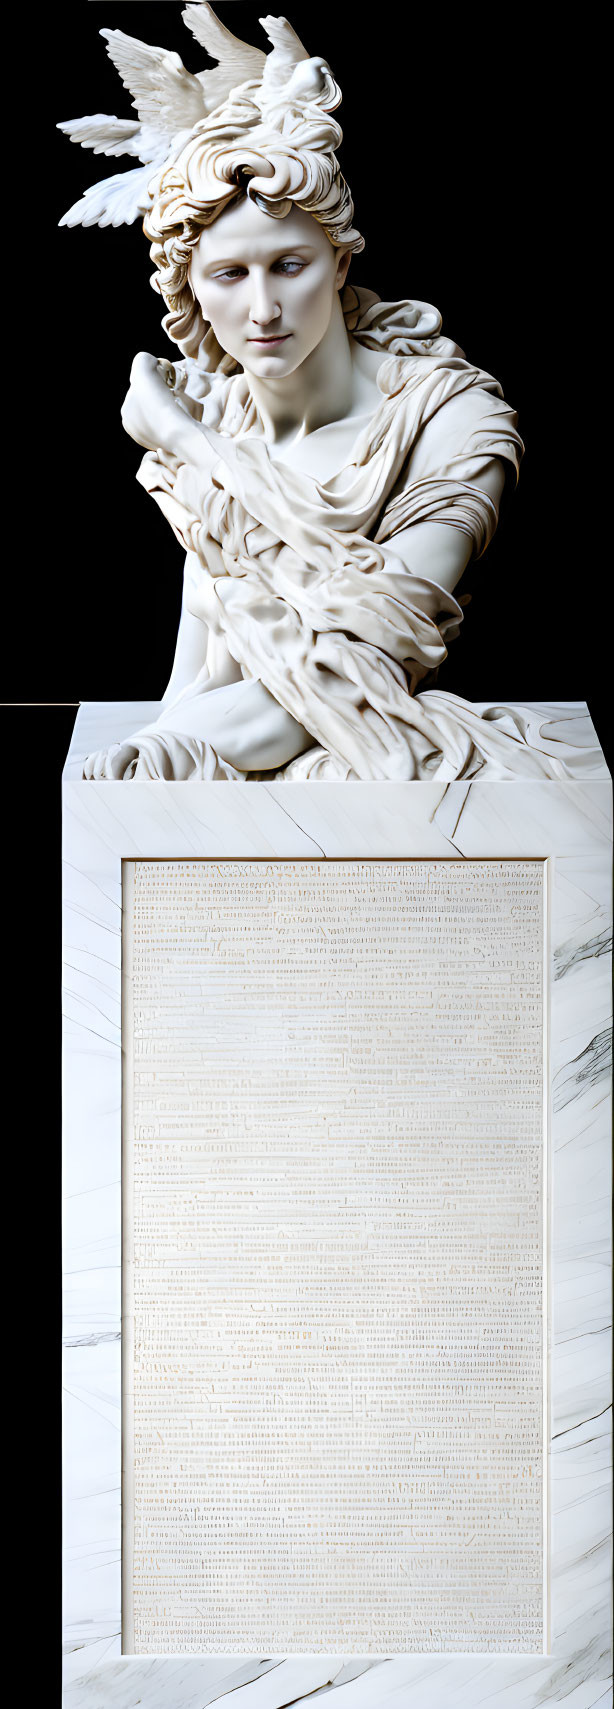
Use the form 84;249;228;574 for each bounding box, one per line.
59;4;594;782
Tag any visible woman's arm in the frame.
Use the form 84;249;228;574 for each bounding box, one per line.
160;559;209;709
158;673;316;772
381;459;507;594
123;358;249;708
379;381;513;595
161;554;244;710
121;352;217;466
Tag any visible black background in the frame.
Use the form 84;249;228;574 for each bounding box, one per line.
32;3;611;740
14;6;608;1695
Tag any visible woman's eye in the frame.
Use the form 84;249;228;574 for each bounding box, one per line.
213;268;246;281
274;260;304;274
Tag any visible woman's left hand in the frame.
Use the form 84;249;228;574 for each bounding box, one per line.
121;352;209;465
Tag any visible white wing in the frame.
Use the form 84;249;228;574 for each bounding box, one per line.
100;27;208;134
181;1;265;108
259;14;310;93
59;162;156;229
56;114;169;162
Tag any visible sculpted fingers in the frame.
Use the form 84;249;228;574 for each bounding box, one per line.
129;350;158;386
82;740;140;779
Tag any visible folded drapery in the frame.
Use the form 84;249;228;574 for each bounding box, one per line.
86;287;599;781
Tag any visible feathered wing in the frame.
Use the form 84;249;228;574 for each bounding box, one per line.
59;163;158;229
259;14;310;92
57;6;314;230
100;28;208;134
58;25;208;227
182;1;266;107
57;114;166;163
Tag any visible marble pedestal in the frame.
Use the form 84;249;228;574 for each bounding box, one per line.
62;703;612;1708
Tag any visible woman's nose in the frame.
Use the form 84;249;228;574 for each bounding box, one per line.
249;272;281;326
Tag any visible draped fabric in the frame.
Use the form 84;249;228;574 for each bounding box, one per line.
87;288;599;781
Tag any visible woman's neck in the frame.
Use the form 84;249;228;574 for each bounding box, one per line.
246;293;356;446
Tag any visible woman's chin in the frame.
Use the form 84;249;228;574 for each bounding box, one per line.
243;342;300;379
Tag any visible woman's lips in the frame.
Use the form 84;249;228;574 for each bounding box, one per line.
247;334;291;345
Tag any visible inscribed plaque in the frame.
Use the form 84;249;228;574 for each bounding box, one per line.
122;859;545;1653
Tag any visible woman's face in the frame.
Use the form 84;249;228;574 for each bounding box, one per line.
189;197;350;379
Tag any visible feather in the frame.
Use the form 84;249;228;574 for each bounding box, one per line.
100;28;208;135
259;14;310;93
57;6;316;232
58;162;156;229
56;114;169;163
182;0;266;104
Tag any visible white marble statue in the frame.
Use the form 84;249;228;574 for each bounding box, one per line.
59;4;596;781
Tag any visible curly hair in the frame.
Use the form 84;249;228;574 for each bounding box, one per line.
143;84;364;368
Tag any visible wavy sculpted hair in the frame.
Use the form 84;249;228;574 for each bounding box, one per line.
143;82;365;371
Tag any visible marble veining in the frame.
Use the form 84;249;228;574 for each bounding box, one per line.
554;927;612;980
552;1032;612;1113
62;704;612;1706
